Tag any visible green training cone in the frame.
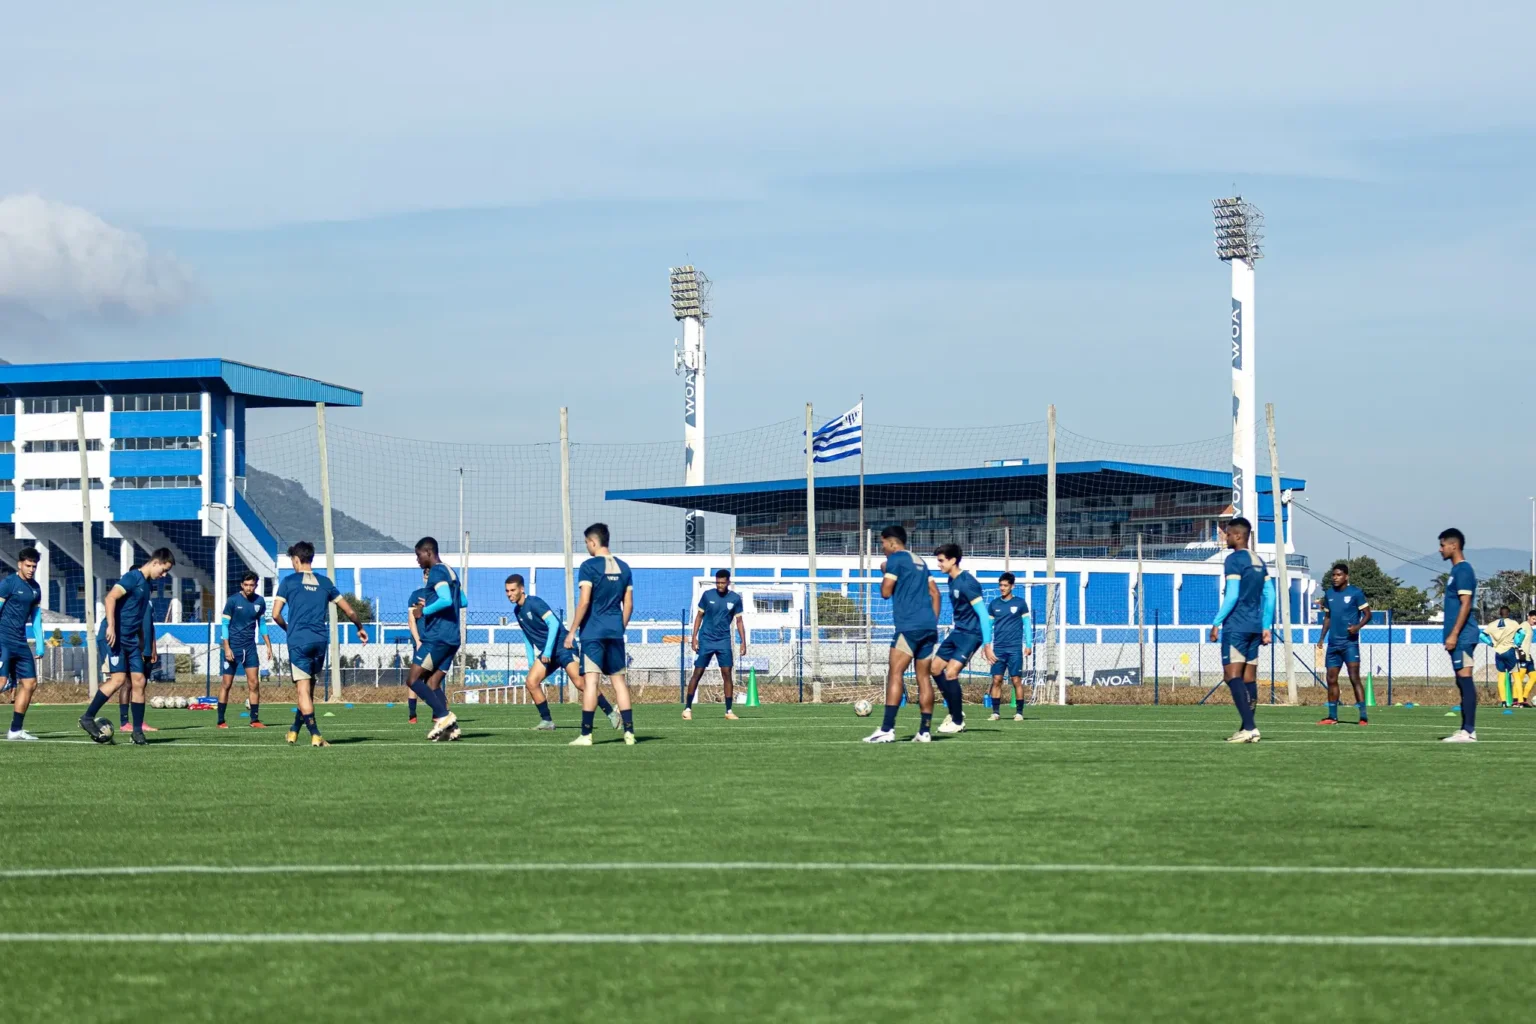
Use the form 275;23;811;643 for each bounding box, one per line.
744;667;760;708
1364;671;1375;707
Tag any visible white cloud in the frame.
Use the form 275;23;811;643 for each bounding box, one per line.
0;194;194;318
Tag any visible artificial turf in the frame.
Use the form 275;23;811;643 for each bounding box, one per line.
2;701;1532;1022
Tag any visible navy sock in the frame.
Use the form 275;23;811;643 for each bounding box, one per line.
1356;702;1367;722
86;691;109;718
919;712;933;734
621;708;634;732
581;710;595;735
881;704;899;732
292;707;305;731
1246;681;1259;708
409;680;435;711
535;700;552;722
250;703;259;723
131;702;145;731
724;696;733;713
10;711;23;732
304;713;320;737
685;690;695;709
1326;701;1337;720
596;694;613;714
217;701;227;724
945;680;965;724
1226;679;1256;731
407;698;418;717
120;703;131;726
432;688;451;718
1458;676;1478;733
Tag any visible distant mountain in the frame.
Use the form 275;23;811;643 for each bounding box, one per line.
244;467;409;553
1387;548;1530;589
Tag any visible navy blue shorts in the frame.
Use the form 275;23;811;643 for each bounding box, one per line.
1496;649;1519;672
222;644;261;676
581;638;627;676
529;645;579;680
695;646;734;669
289;641;328;681
990;648;1024;678
935;630;984;666
1221;630;1262;667
1449;642;1478;673
1325;639;1360;669
891;629;938;661
412;640;459;675
1;643;37;681
105;640;146;677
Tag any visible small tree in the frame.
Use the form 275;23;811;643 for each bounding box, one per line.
339;594;375;623
67;632;83;647
816;592;869;627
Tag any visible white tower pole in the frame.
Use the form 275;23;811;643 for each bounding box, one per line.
1214;196;1264;531
671;265;709;554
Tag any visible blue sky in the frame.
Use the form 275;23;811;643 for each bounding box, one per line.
3;1;1534;569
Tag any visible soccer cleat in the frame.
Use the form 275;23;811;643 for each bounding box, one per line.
681;707;693;721
79;714;112;744
217;722;229;729
724;711;739;720
446;725;462;742
1225;729;1261;744
408;716;418;724
1442;730;1478;743
911;731;932;743
311;735;329;748
988;713;1001;722
130;730;148;746
1357;719;1369;727
533;719;557;731
568;733;593;746
861;729;896;743
624;730;636;746
6;729;39;741
140;724;158;733
607;708;623;730
936;715;965;736
250;721;267;729
1316;718;1338;726
426;712;457;741
1013;713;1024;722
286;730;299;745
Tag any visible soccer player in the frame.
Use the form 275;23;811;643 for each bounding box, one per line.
862;524;942;743
405;570;430;723
1314;562;1372;726
1;548;46;741
1481;605;1523;709
506;573;619;731
110;581;160;732
929;544;993;735
404;536;464;741
271;541;370;747
987;572;1033;722
1439;528;1479;742
78;547;176;746
683;569;748;721
1517;609;1536;707
1207;517;1274;744
565;523;637;746
217;571;274;728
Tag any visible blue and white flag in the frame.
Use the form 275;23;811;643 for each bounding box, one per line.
808;401;863;464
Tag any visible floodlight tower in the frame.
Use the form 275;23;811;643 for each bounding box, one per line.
1213;196;1264;527
671;265;710;553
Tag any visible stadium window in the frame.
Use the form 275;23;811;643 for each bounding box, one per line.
20;395;105;414
21;478;105;490
0;440;11;454
111;393;200;412
0;398;12;415
0;481;12;492
112;436;201;451
113;475;201;489
21;439;104;453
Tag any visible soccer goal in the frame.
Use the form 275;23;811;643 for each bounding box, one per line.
689;574;1070;705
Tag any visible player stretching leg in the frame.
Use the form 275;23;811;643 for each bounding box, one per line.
218;571;274;729
1314;562;1372;726
566;523;637;746
405;537;466;741
1481;605;1522;709
684;570;748;721
271;542;369;747
863;525;942;743
930;544;993;736
506;574;617;731
1;547;46;741
1208;518;1274;744
78;548;176;746
987;572;1033;722
1439;529;1480;742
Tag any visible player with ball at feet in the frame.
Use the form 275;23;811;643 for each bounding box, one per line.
271;542;369;747
78;548;176;746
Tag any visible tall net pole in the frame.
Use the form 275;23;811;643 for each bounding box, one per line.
76;408;99;698
1045;405;1059;703
560;408;575;662
317;402;341;705
1136;532;1146;683
1266;403;1297;704
458;529;469;691
805;402;821;701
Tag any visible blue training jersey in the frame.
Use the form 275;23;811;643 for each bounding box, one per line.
577;554;632;640
697;588;743;647
988;593;1030;650
516;594;566;652
111;569;152;647
276;571;341;648
222;593;266;648
1222;549;1269;634
1443;561;1478;644
421;563;462;644
408;586;431;617
948;571;985;635
0;573;42;648
883;549;937;635
1320;585;1369;641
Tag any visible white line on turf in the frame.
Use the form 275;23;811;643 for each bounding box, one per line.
7;862;1536;880
0;931;1532;947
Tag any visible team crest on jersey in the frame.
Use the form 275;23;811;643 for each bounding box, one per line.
1344;596;1352;604
1010;605;1019;614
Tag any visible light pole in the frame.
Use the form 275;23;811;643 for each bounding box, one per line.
1213;196;1264;528
671;264;709;552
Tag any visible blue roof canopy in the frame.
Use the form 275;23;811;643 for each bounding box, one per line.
608;460;1306;515
0;359;362;408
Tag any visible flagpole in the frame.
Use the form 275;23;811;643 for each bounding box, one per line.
805;402;821;700
857;396;866;691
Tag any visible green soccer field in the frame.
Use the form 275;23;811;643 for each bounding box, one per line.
2;701;1531;1023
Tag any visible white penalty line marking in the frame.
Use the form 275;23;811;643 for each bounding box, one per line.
7;861;1536;880
0;931;1532;948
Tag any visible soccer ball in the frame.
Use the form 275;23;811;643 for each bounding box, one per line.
175;696;189;709
853;699;873;717
150;696;166;710
90;719;114;744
